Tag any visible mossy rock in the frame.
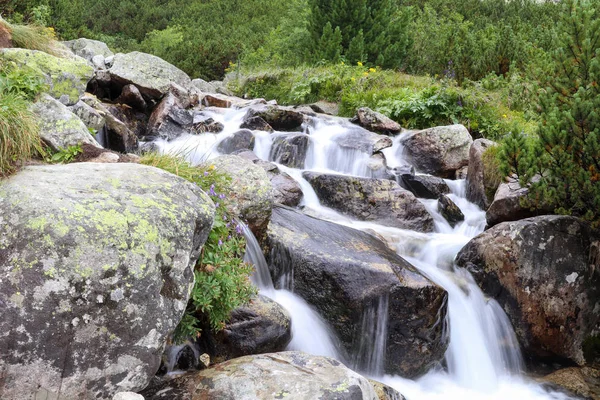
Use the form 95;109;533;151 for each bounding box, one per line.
1;48;93;105
142;351;379;399
0;163;215;399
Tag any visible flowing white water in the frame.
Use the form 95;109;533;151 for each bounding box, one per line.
161;108;575;400
241;222;341;360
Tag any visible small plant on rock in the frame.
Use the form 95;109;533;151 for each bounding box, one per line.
140;153;257;343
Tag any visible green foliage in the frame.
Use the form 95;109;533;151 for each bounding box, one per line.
0;62;44;175
234;64;535;139
48;144;82;163
306;0;411;68
0;18;60;56
316;22;343;64
481;144;504;200
139;153;257;343
499;0;600;226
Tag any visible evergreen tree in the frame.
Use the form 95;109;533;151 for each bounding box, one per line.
346;29;365;64
500;0;600;225
307;0;409;68
316;22;342;62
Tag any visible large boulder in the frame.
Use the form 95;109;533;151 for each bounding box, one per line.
351;107;402;135
108;52;191;99
210;155;275;237
485;177;551;227
466;139;499;210
244;106;305;132
456;216;600;366
334;125;393;154
142;352;380;400
191;78;217;94
0;163;215;399
303;172;434;232
1;48;93;105
31;94;100;151
212;295;292;362
269;134;309;168
400;125;473;178
146;91;193;140
63;38;113;63
266;206;448;376
218;129;255;154
238;152;303;207
399;174;450;200
438;194;464;227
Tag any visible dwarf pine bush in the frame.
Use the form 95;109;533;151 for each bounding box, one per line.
499;0;600;226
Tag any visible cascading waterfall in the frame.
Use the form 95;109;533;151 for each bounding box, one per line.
240;222;341;360
352;294;389;377
160;106;577;400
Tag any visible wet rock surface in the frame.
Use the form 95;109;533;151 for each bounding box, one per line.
0;163;215;400
438;194;465;227
399;174;450;200
456;215;600;366
266;206;448;376
217;129;255;154
244;106;305;132
269;133;309;168
303;172;434;232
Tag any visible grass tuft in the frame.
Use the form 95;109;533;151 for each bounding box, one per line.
0;18;61;56
0;92;44;175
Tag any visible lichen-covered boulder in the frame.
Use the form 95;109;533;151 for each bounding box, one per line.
400;125;473;178
303;172;434;232
456;216;600;366
351;107;402;135
266;206;448;376
0;163;215;400
369;380;405;400
210;155;275;237
63;38;113;63
191;78;217;93
238;152;303;207
108;52;191;99
269;133;309;168
466;139;498;210
31;94;100;151
1;48;93;105
142;352;379;400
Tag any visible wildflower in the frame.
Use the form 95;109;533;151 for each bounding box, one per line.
208;184;216;196
357;61;363;67
502;114;508;118
227;235;232;240
236;224;243;234
219;194;226;199
363;72;369;77
223;214;228;221
209;165;215;171
351;77;356;82
341;61;344;65
369;67;376;73
218;239;223;246
204;171;209;176
215;202;220;208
